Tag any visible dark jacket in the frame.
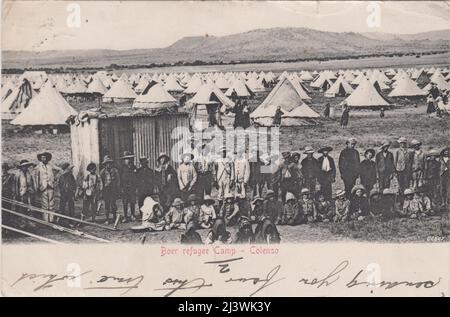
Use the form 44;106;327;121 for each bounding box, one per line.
359;159;377;188
339;148;360;180
136;166;156;193
120;164;137;189
58;170;77;196
375;151;395;177
301;157;319;180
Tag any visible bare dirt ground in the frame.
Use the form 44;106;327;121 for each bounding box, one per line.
2;79;449;244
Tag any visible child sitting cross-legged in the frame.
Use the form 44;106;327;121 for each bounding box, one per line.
164;197;186;231
278;192;303;225
199;195;217;229
315;193;333;222
333;190;350;222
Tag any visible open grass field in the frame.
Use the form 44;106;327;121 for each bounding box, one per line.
2;79;449;244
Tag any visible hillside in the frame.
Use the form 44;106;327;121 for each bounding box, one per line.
3;27;450;69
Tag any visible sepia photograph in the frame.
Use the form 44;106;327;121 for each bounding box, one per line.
1;0;449;298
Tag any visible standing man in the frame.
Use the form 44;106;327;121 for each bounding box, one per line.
301;147;319;194
249;147;265;198
136;157;156;213
177;153;197;200
81;163;103;222
35;151;60;222
278;151;292;204
100;155;120;224
272;106;284;127
194;144;215;198
234;149;250;200
215;147;235;208
394;137;412;203
440;147;450;210
339;138;360;198
359;149;377;193
120;151;137;223
410;139;425;189
317;146;336;201
155;153;178;213
340;103;350;128
13;160;36;215
2;163;15;213
375;141;395;191
58;163;77;225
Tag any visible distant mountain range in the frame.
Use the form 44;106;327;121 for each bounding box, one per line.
3;27;450;69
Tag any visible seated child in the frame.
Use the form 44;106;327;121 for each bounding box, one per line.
254;217;281;244
369;189;383;218
263;190;281;223
199;195;217;229
165;197;186;230
334;190;350;222
279;192;303;225
401;188;422;219
417;187;433;217
350;185;369;221
180;220;203;244
251;196;265;222
315;193;333;222
299;188;316;223
205;218;233;244
183;194;201;225
234;217;255;243
218;194;240;226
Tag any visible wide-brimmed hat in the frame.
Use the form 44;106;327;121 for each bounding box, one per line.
181;152;194;161
382;188;396;195
187;194;200;203
265;190;275;198
252;196;264;204
364;149;376;157
37;151;52;162
86;162;97;172
303;146;314;154
171;197;184;207
300;188;310;195
121;151;135;159
369;188;380;198
351;184;366;195
285;192;296;202
281;151;291;159
157;153;170;162
60;162;73;170
380;140;391;148
224;193;235;201
410;139;422;147
404;188;415;196
18;159;34;168
334;189;346;198
202;195;215;205
397;137;407;144
318;146;333;154
427;149;440;157
102;155;113;165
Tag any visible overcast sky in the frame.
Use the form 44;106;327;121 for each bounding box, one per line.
2;1;450;51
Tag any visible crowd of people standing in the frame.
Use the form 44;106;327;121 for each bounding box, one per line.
2;136;449;244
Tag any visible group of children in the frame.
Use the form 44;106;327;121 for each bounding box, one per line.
131;175;441;245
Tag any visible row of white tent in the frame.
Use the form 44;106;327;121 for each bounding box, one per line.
2;65;449;127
